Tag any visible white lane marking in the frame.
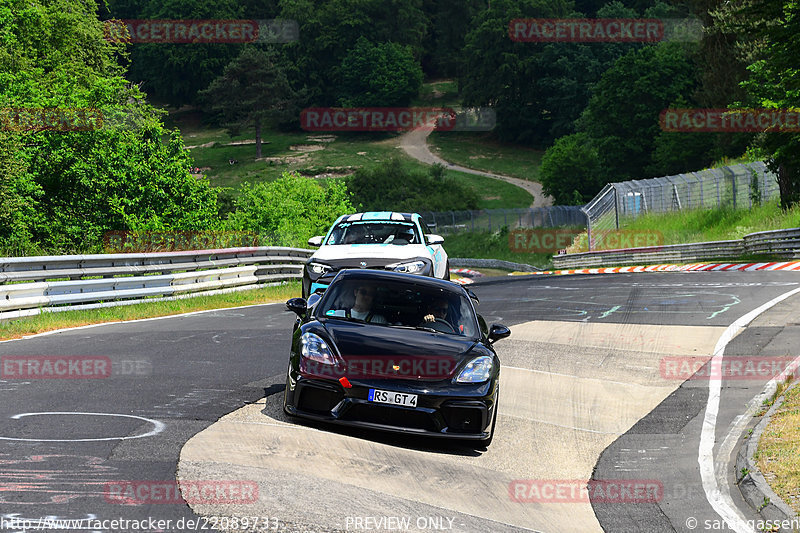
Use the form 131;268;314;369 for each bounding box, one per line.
0;412;165;442
0;302;280;344
699;287;800;532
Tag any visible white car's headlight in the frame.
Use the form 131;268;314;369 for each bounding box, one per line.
388;260;426;274
456;355;493;383
300;332;337;364
309;262;331;275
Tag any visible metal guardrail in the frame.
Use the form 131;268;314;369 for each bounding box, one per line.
552;228;800;269
0;247;313;319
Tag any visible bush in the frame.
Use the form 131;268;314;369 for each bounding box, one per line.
539;133;605;205
225;172;354;247
346;159;480;212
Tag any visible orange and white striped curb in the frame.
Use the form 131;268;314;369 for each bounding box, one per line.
509;261;800;276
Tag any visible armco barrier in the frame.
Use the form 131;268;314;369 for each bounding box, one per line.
0;247;313;319
552;228;800;269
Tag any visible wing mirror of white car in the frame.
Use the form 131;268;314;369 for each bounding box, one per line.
307;235;324;247
426;234;445;245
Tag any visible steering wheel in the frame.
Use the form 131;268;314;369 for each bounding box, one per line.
430;318;456;333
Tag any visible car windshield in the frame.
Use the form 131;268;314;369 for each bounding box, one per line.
316;278;479;338
325;221;420;245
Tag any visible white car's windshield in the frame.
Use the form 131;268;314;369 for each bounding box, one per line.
326;221;421;245
317;278;479;338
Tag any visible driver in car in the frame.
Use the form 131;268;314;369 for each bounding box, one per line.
347;285;387;324
422;297;449;324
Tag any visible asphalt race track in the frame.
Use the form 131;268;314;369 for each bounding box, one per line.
1;271;799;532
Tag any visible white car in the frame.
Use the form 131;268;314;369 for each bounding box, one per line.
302;212;449;297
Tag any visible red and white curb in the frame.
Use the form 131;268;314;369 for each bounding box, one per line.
450;267;483;284
510;261;800;276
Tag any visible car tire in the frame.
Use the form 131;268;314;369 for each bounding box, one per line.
283;369;295;418
444;260;451;281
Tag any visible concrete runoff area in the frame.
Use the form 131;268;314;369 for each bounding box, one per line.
178;320;725;532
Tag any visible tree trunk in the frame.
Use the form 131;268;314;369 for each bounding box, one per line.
255;121;262;159
776;162;800;210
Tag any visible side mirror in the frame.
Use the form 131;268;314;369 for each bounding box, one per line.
286;297;307;317
467;289;479;304
307;235;324;247
488;324;511;343
426;234;444;245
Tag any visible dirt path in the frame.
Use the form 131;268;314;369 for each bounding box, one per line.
399;126;553;208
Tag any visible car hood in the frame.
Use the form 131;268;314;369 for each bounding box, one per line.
311;244;429;263
314;320;485;380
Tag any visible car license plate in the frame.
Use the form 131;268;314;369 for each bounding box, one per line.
368;389;418;408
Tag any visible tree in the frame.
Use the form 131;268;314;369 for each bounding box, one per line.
199;46;299;159
278;0;427;105
460;0;644;147
0;0;219;253
576;42;700;180
420;0;486;78
335;37;423;107
538;132;604;204
713;0;800;208
108;0;247;106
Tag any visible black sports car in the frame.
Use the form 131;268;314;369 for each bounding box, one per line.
283;269;510;445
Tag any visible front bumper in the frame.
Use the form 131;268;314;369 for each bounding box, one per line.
284;373;497;440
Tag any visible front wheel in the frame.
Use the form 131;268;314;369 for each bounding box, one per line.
444;260;451;281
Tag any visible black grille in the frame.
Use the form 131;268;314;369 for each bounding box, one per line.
298;386;342;414
343;404;437;432
441;404;486;433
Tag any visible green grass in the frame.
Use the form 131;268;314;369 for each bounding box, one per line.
170;109;535;209
428;131;544;181
0;282;300;340
443;230;552;268
756;378;800;515
619;203;800;245
453;172;533;209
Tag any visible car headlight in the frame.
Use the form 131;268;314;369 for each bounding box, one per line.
300;332;337;364
387;260;426;274
309;262;331;275
456;355;493;383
